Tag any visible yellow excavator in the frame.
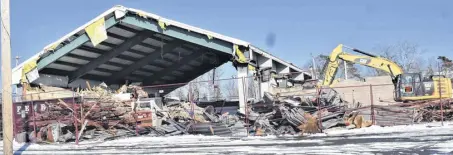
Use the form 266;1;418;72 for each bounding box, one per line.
320;44;452;102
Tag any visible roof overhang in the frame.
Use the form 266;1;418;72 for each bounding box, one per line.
12;5;310;92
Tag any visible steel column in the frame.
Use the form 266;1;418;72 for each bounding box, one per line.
237;66;248;114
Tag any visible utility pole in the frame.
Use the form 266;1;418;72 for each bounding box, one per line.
311;53;318;79
13;56;19;97
15;56;20;67
1;0;14;154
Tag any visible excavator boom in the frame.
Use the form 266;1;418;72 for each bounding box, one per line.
321;44;403;86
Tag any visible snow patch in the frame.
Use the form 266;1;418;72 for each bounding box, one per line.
2;121;453;154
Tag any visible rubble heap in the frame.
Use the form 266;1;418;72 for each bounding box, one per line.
245;88;348;136
14;84;241;143
10;82;453;144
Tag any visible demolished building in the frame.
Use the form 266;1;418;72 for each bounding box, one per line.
12;5;311;114
9;5;317;143
8;5;452;144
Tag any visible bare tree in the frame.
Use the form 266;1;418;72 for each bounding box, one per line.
199;68;224;101
396;41;426;72
166;83;188;101
304;54;364;80
370;41;426;75
303;54;328;79
173;87;187;101
247;77;257;99
342;61;363;80
425;57;437;76
183;67;226;101
224;76;239;100
437;56;453;77
210;68;224;100
168;66;228;101
189;79;201;101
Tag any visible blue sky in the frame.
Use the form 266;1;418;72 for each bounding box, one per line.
2;0;453;83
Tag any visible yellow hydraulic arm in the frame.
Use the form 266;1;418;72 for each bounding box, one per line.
321;44;404;86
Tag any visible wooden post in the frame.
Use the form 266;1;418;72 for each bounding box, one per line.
316;87;323;132
437;61;444;126
1;0;14;154
439;71;444;126
72;91;79;145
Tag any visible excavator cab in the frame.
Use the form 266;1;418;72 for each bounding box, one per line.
395;73;425;101
395;73;452;101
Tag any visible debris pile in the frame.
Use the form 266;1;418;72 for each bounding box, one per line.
14;84;358;143
14;84;241;143
246;89;348;136
398;99;453;123
12;81;453;143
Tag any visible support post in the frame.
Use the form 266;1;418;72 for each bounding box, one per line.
316;87;323;133
344;60;348;80
439;74;444;126
370;84;375;125
254;74;261;100
1;0;14;153
237;66;248;114
241;77;249;136
212;68;216;101
31;100;37;142
245;92;249;137
72;91;79;145
438;61;444;126
189;82;195;120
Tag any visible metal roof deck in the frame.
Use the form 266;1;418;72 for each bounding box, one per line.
13;5;310;90
39;22;231;86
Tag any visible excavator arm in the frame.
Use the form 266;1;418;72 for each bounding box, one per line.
319;44;452;102
321;44;404;86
